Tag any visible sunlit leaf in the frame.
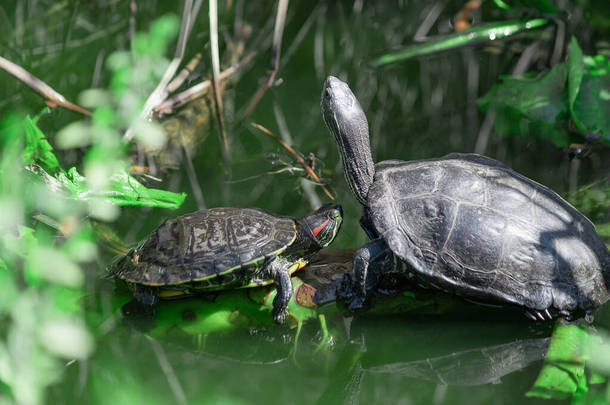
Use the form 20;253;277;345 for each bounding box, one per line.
370;18;549;67
23;115;59;174
526;323;590;399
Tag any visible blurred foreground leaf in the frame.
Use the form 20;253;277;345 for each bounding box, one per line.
371;18;549;67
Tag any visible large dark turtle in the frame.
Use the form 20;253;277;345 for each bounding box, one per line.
112;204;343;323
321;75;610;319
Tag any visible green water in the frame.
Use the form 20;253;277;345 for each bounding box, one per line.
2;1;609;404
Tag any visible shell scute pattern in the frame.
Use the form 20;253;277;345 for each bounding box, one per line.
116;207;296;286
368;154;609;310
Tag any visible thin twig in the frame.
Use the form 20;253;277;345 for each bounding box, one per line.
273;102;322;208
225;166;303;184
281;3;324;70
239;0;289;123
474;41;540;154
165;52;202;95
209;0;231;169
251;123;335;201
154;52;255;116
129;0;136;44
0;55;91;116
183;145;206;210
124;0;196;141
413;3;443;41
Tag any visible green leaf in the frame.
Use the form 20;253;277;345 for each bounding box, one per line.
491;0;513;11
479;63;570;146
370;18;549;67
567;37;586;133
527;323;590;399
22;116;60;174
572;55;610;142
496;0;559;13
31;166;187;210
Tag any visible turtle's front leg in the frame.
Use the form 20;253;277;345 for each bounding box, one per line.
266;257;294;324
134;284;159;306
343;238;390;310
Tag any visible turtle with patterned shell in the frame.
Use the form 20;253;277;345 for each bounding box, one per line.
112;204;343;323
321;75;610;320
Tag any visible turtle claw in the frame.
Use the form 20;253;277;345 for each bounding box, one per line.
524;310;537;321
525;309;554;322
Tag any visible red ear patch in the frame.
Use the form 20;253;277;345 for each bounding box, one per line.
312;218;330;237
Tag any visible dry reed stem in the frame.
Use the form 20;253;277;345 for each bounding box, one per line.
209;0;231;170
124;0;196;141
0;55;91;116
239;0;289;123
154;52;255;116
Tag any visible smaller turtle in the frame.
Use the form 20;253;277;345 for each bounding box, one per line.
112;204;343;323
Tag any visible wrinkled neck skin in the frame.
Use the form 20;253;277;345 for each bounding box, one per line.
321;76;375;206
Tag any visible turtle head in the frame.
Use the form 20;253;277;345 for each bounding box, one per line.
300;203;343;248
321;76;375;205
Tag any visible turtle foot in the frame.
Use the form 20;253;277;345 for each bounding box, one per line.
273;307;289;324
338;273;367;312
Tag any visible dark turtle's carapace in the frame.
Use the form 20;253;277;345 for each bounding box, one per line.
321;75;610;320
112;204;343;323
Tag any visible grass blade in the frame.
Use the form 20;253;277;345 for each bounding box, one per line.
371;18;550;67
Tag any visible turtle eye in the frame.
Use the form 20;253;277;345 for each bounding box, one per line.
324;87;332;101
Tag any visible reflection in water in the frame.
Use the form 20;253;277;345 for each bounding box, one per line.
367;337;550;385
